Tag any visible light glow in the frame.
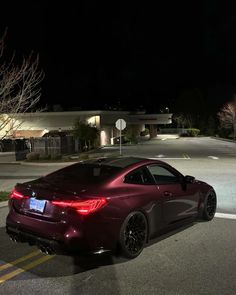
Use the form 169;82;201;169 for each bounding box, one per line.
10;188;28;199
52;198;107;215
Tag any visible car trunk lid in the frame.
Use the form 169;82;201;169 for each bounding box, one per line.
11;180;87;222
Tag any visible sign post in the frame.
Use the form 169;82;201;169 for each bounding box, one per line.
115;118;126;155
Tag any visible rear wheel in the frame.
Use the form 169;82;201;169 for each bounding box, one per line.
119;211;147;259
202;190;217;221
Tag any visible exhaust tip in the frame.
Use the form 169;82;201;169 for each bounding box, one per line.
39;245;46;254
38;244;54;255
45;247;52;255
10;234;19;243
9;233;26;243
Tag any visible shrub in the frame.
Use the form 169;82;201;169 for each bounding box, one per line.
140;128;150;136
186;128;200;137
0;191;10;201
26;152;40;161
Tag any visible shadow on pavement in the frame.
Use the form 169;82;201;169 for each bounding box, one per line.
0;226;127;277
0;220;198;278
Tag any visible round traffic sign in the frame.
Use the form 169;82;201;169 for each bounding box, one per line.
115;118;126;130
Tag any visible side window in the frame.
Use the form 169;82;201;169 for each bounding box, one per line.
147;165;180;184
124;168;155;185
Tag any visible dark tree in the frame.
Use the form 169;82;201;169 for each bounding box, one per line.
218;100;236;141
72;119;99;150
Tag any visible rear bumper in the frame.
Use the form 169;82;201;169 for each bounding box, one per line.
6;209;89;254
6;209;121;254
6;222;111;255
6;225;67;254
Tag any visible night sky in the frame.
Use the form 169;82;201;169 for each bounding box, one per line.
1;1;236;115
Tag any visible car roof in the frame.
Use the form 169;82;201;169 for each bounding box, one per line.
83;156;162;169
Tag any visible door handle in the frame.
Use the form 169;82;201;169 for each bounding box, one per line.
163;191;173;197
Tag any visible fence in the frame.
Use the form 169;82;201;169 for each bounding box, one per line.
30;136;76;156
0;139;15;152
0;136;77;160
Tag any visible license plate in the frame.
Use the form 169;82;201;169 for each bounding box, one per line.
29;198;46;213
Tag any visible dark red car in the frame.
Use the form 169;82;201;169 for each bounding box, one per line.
6;157;217;258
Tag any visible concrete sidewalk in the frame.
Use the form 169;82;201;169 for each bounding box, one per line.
0;201;8;208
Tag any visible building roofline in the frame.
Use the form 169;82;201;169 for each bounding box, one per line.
6;110;138;116
5;110;173;117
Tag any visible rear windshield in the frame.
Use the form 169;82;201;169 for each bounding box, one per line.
44;163;122;185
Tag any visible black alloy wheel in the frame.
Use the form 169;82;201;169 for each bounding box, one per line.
203;190;217;221
119;211;148;259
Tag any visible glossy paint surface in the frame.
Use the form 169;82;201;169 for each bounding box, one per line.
6;157;213;254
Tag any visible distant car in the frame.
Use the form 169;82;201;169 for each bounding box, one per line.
112;136;129;144
6;156;217;259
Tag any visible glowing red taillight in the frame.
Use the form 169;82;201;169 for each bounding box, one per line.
51;198;107;215
10;188;28;200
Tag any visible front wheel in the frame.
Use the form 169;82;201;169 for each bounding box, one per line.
119;211;148;259
202;190;217;221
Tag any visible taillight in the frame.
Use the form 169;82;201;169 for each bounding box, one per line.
10;188;28;200
51;198;107;215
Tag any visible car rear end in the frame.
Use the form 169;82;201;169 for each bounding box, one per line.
7;159;156;255
6;182;110;254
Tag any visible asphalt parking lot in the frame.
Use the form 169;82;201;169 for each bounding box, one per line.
0;205;236;295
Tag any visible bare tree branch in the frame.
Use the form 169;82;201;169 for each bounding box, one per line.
0;29;44;139
173;113;194;129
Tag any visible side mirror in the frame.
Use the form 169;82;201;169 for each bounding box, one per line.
184;175;195;183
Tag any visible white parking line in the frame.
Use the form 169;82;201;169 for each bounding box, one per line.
208;156;219;160
215;213;236;220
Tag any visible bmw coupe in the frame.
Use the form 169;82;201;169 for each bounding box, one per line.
6;157;217;258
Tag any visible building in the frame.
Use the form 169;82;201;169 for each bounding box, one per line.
0;110;172;145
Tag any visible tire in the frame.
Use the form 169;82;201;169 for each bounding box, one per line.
202;190;217;221
119;211;148;259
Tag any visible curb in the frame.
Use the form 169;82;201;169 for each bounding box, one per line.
0;201;8;208
0;161;78;166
